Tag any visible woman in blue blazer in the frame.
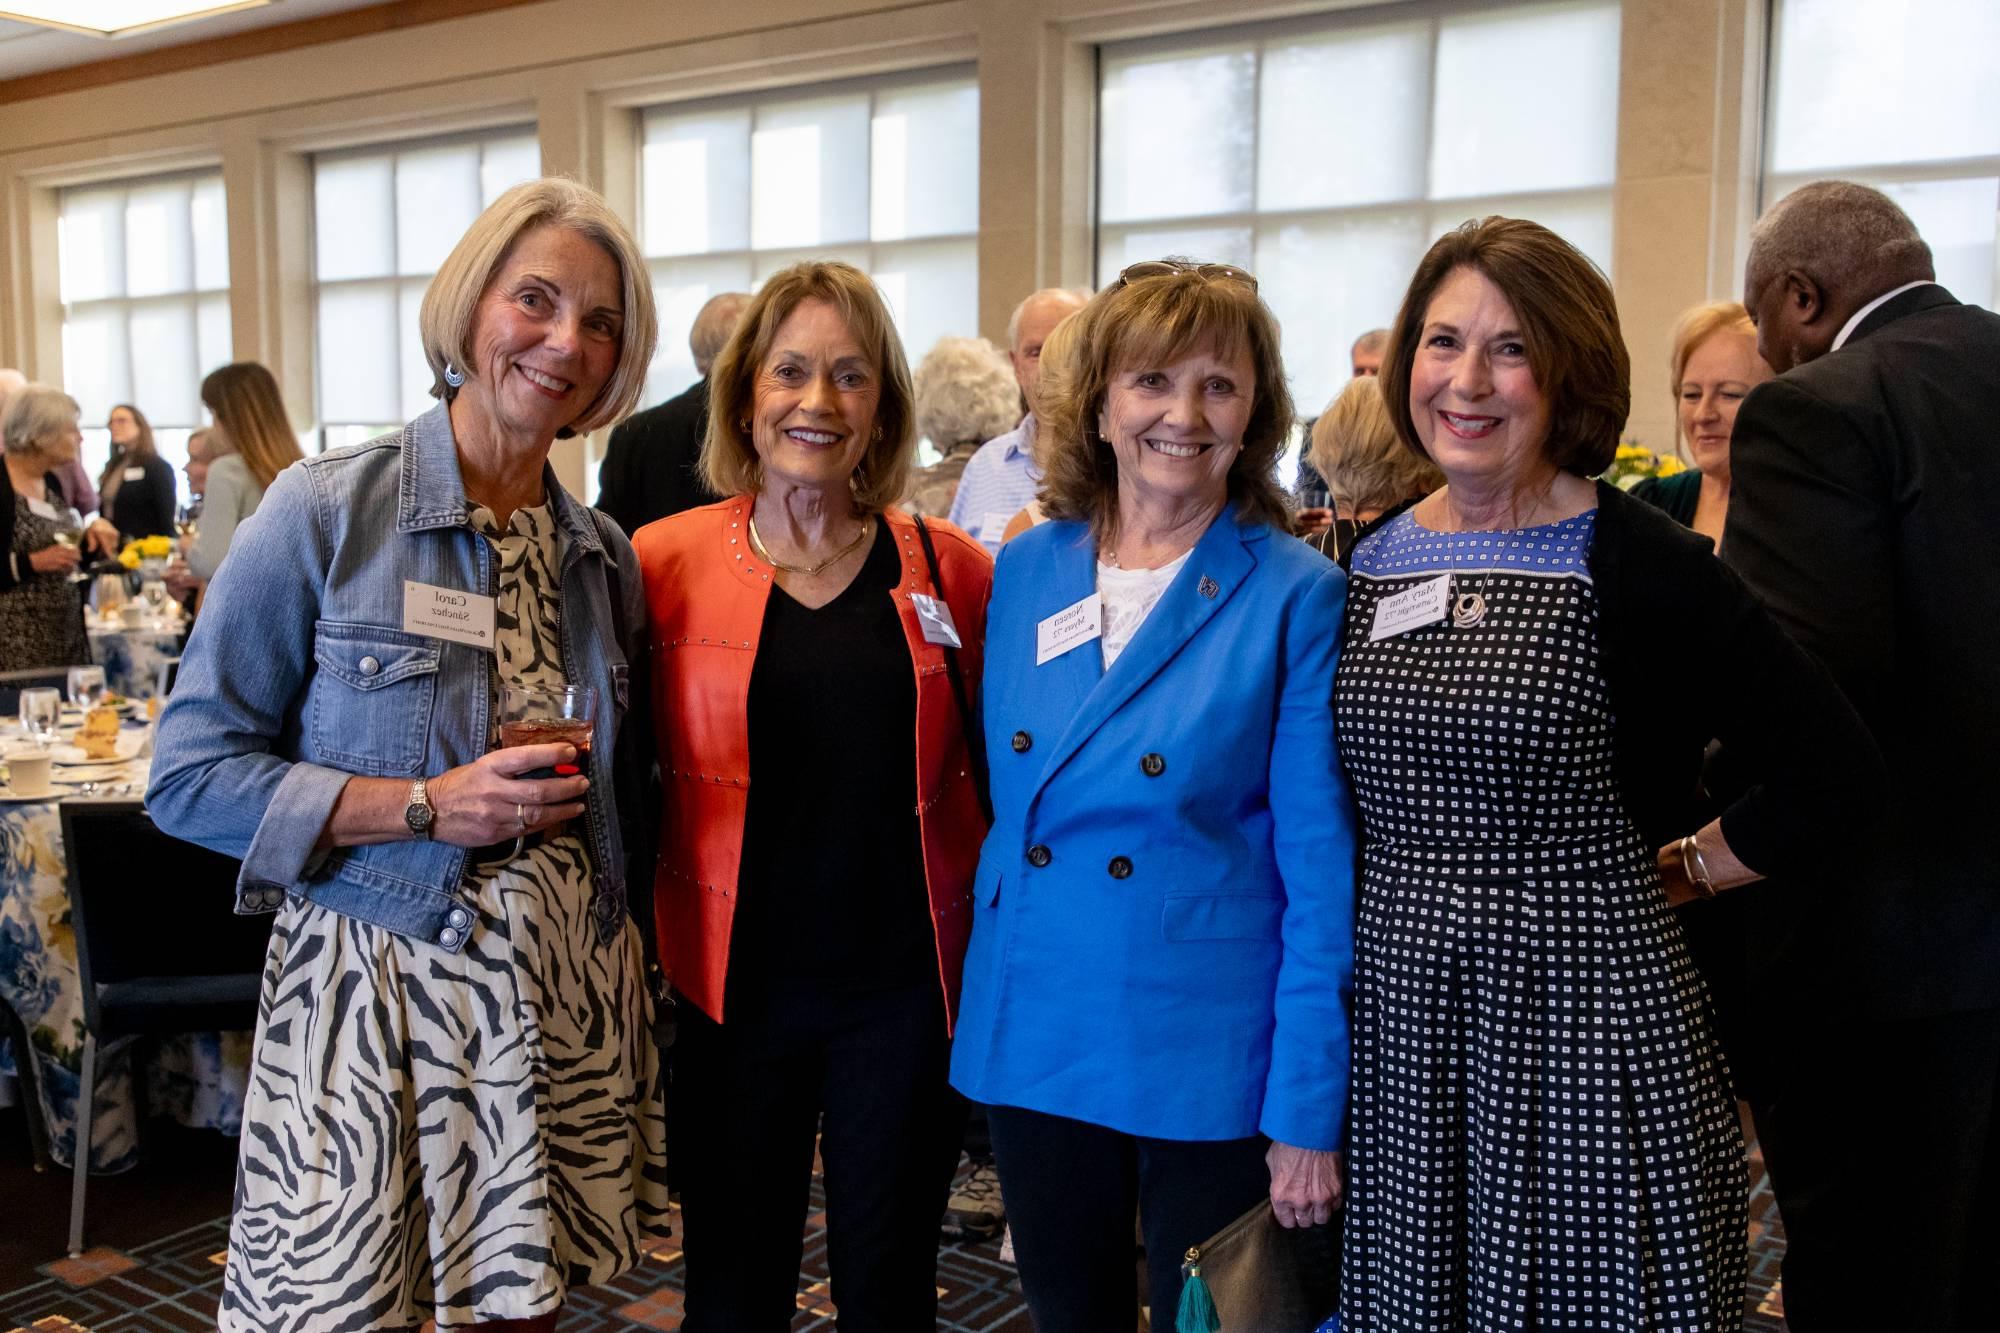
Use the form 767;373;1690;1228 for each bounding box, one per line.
949;260;1359;1332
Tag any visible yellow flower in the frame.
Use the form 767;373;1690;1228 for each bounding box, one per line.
139;535;174;558
118;549;141;569
1656;455;1688;476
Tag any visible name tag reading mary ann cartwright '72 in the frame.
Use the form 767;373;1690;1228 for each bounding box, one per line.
403;579;498;651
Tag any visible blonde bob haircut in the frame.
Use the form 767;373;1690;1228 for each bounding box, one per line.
1668;300;1757;453
418;177;657;439
1308;376;1444;517
1039;266;1295;540
701;261;917;512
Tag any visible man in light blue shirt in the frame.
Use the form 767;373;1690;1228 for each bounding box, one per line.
948;287;1088;550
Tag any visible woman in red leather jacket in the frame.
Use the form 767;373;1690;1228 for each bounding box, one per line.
632;260;991;1332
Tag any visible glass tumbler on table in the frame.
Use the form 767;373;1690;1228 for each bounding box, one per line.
18;687;61;749
67;664;108;710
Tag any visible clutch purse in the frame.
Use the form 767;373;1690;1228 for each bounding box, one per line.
1175;1200;1340;1332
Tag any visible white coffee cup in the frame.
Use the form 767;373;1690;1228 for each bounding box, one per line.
120;603;146;629
7;751;54;798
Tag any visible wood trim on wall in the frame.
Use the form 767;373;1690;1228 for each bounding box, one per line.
0;0;547;105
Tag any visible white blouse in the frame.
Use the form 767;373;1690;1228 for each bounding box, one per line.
1097;549;1191;668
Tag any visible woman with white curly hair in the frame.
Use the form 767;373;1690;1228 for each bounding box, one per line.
905;335;1021;517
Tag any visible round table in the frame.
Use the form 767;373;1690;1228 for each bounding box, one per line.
85;613;187;700
0;748;250;1172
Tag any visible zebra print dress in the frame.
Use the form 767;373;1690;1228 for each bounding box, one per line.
220;500;670;1332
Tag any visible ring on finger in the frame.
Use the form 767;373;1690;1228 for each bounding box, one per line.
515;801;527;831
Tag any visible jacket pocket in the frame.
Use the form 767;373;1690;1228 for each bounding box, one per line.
1161;893;1283;942
977;858;1004;908
309;621;442;776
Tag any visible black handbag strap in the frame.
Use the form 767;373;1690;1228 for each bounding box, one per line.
910;513;994;825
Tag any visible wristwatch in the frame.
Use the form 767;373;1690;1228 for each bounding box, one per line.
404;777;435;840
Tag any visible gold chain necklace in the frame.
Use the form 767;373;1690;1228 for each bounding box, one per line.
748;514;872;576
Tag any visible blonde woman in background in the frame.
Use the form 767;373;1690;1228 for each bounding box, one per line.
997;309;1083;543
185;362;303;582
1631;301;1772;546
1301;375;1443;564
906;336;1021;517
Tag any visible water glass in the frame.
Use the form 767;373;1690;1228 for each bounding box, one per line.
141;579;170;616
18;687;60;748
67;664;107;709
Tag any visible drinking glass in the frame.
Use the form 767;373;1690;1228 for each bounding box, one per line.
54;509;93;583
67;664;107;710
141;579;170;617
18;687;60;749
498;683;597;760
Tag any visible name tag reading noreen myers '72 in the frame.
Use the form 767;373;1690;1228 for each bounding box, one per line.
1036;592;1103;665
402;579;498;651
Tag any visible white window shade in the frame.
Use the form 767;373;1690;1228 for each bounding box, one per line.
1100;2;1620;427
636;69;980;430
1765;0;1999;311
311;127;541;444
58;168;232;479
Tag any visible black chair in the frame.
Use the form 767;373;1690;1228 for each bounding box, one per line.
156;656;181;698
0;994;53;1171
0;666;71;715
60;799;271;1256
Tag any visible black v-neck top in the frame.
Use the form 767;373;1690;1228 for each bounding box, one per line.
729;521;933;1005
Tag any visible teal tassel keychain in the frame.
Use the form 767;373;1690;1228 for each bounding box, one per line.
1176;1246;1222;1333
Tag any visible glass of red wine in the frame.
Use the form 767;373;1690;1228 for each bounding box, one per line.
495;682;596;857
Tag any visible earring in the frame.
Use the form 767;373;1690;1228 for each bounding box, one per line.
871;425;884;443
443;361;465;388
739;419;751;433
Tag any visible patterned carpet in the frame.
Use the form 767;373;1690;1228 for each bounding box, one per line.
1;1153;1787;1331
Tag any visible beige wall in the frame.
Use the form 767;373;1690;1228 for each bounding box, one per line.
0;0;1766;485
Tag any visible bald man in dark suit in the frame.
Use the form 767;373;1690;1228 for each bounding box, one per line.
1724;180;2000;1333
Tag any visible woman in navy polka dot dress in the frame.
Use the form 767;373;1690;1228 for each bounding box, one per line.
1333;219;1882;1331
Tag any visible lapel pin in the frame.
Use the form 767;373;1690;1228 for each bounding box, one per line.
1198;575;1219;599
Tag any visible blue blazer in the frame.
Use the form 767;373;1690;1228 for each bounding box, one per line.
949;510;1358;1148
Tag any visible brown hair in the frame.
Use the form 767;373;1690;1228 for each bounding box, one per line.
1379;217;1629;477
701;261;916;512
97;402;158;500
1308;376;1443;517
200;362;303;492
1668;300;1757;455
1037;268;1294;540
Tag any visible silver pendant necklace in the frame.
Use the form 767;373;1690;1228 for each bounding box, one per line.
1444;492;1496;629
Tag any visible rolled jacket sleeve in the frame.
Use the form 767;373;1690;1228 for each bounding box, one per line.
1259;561;1359;1151
148;464;352;890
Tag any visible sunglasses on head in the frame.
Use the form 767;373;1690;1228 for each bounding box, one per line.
1114;259;1259;292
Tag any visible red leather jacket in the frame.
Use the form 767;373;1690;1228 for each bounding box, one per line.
632;497;994;1026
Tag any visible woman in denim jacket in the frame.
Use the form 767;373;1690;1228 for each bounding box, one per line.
150;178;664;1333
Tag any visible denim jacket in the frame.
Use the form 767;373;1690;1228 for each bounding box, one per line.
148;403;649;955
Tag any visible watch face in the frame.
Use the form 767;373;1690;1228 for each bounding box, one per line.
406;799;433;832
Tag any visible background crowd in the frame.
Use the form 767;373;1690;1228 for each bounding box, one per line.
0;158;1970;1333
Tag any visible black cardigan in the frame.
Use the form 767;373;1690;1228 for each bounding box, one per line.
101;452;178;543
1585;481;1884;873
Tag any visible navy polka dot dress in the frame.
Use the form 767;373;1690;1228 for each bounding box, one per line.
1333;510;1745;1331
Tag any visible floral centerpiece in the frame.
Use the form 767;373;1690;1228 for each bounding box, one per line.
117;535;175;573
1598;439;1688;490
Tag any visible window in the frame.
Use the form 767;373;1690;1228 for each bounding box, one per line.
639;71;980;411
1765;0;2000;310
312;128;541;451
1098;1;1621;431
58;171;232;481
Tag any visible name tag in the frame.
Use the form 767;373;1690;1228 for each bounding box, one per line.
123;467;146;482
402;579;497;651
910;592;962;648
1037;593;1103;665
25;498;60;521
982;511;1014;540
1369;574;1451;641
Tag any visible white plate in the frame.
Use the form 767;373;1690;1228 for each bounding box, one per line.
53;761;128;780
51;733;145;763
0;784;74;802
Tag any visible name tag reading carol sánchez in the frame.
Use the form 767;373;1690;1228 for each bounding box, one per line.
403;580;497;651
